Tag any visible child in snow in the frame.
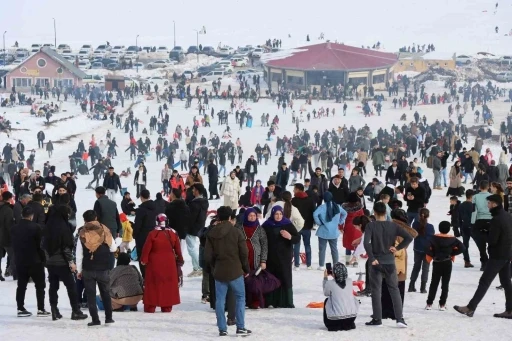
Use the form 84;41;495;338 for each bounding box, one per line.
350;215;371;296
238;186;252;207
425;221;465;310
119;213;133;253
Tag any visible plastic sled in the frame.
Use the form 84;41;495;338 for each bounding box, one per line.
96;295;104;311
131;248;138;261
306;302;324;308
120;187;128;196
173;161;181;168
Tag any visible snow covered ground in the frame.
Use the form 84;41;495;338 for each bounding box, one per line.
0;78;511;340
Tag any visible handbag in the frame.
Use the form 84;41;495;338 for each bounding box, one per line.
161;230;184;287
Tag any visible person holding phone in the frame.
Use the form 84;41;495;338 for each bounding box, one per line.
323;262;359;331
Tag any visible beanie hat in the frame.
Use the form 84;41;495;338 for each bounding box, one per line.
438;221;451;234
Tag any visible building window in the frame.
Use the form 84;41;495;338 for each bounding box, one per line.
372;74;385;84
271;72;282;82
37;58;47;68
349;77;367;86
35;78;50;87
13;78;32;87
54;78;73;87
286;75;303;86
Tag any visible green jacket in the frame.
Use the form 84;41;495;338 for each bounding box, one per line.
471;191;491;223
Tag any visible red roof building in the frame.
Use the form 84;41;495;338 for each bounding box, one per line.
264;42;398;92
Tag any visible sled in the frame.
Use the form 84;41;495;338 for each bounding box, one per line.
306;302;324;308
131;248;138;261
120;187;128;196
77;164;89;175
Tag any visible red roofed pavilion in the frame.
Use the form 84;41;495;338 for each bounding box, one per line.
264;42;398;91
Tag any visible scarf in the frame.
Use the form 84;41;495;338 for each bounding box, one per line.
262;205;292;228
243;208;259;228
78;221;113;259
333;262;348;289
323;191;340;222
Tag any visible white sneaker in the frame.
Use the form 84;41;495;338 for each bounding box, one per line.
293;266;299;271
307;266;313;270
317;266;325;271
425;304;432;310
439;305;446;311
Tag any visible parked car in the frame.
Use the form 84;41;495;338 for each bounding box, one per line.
61;49;74;58
11;59;24;66
107;62;121;70
187;46;199;54
218;61;234;72
172;46;184;52
201;70;225;82
236;47;251;55
145;76;169;87
124;50;138;59
182;70;197;79
126;45;138;52
42;44;55;49
57;44;71;53
30;43;42;50
169;50;185;62
133;62;144;70
197;65;215;76
78;60;91;70
81;44;93;52
201;46;216;56
456;55;472;64
91;62;104;69
252;48;264;58
217;46;234;56
496;72;512;82
146;60;173;69
77;49;92;59
93;50;106;58
15;49;30;59
112;45;125;53
499;56;512;65
231;57;249;67
157;46;169;54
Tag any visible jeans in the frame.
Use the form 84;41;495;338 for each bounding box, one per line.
215;276;246;332
300;164;307;179
472;220;490;264
83;269;112;322
293;229;311;267
186;235;201;271
433;169;441;187
16;263;46;311
291;170;298;181
162;180;170;195
463;171;474;183
247;173;255;188
318;237;339;267
407;211;419;225
468;259;512;311
426;261;452;306
410;251;430;285
219;165;226;177
47;265;80;312
370;263;403;320
106;189;116;201
461;227;471;262
441;168;448;186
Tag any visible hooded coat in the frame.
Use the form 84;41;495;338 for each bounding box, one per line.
340;202;364;250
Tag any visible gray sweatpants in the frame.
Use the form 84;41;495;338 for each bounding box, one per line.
433;169;441;188
370;263;403;321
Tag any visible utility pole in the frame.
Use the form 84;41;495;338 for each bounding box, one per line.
53;18;56;47
2;31;6;70
136;34;139;73
194;27;205;64
173;21;176;48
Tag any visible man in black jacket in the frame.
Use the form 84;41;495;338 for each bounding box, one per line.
187;183;209;277
26;192;46;225
102;167;122;200
12;206;49;317
93;187;121;269
385;159;402;186
292;184;316;269
244;155;258;188
454;194;512;318
0;191;15;280
166;188;191;241
133;189;164;278
261;181;282;216
207;160;220;200
328;175;349;205
404;177;425;224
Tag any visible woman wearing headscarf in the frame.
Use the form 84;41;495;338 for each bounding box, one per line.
323;262;359;331
238;208;268;308
314;191;347;270
447;160;463;196
140;213;184;313
261;206;300;308
109;253;144;311
43;205;88;321
264;191;304;232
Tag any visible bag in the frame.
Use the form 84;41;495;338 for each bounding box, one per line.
426;156;433;169
130;248;138;261
244;269;281;308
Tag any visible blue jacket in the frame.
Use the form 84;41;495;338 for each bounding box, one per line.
313;203;347;240
412;221;435;253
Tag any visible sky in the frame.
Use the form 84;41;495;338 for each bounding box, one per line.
1;0;512;54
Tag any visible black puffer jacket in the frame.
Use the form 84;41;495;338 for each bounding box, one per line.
165;199;191;240
43;205;74;266
0;202;14;248
188;197;209;236
488;205;512;260
133;200;164;247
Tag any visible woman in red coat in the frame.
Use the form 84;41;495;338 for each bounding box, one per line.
340;193;363;265
140;213;184;313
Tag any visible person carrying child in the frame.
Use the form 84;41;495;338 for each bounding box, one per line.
424;221;465;310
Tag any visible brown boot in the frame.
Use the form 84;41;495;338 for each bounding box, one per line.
453;305;474;317
494;311;512;319
464;261;474;268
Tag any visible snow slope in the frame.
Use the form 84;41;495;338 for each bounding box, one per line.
1;77;511;340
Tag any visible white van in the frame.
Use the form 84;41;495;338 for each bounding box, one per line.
78;60;91;70
201;70;225;82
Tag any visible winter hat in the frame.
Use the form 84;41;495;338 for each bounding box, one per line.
438;221;451;234
243;208;259;228
155;213;168;228
119;213;128;223
347;192;359;203
333;262;348;289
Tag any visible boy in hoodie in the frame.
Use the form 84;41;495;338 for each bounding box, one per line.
238;186;252;207
448;196;461;238
425;221;465;311
458;190;475;268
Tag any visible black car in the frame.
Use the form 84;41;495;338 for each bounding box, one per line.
169;50;185;62
201;46;216;56
187;46;199;54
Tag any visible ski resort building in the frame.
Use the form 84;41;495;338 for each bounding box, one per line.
264;42;398;91
5;47;87;90
394;51;456;73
